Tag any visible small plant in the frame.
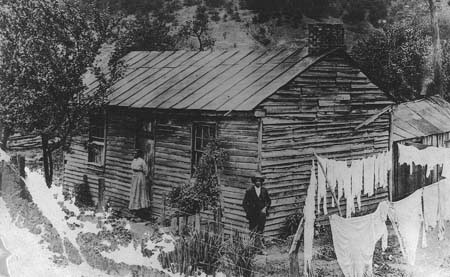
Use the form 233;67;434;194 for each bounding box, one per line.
74;176;94;208
168;139;227;216
219;230;256;277
280;210;303;239
158;230;222;275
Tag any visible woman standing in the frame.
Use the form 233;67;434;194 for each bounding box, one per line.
129;149;151;213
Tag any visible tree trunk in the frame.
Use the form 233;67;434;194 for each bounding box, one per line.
427;0;443;96
41;135;52;187
1;126;10;150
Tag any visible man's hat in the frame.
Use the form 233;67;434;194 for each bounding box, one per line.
251;171;265;183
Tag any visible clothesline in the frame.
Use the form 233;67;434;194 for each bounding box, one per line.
314;151;391;218
398;143;450;178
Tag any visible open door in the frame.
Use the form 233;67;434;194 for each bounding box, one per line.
135;119;155;212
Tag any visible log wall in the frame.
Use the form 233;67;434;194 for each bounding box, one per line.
63;110;136;211
63;110;259;235
258;52;392;235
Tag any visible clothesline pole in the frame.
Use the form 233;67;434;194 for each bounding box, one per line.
288;217;304;277
314;153;342;217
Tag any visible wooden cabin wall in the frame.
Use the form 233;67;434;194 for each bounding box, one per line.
152;118;192;216
218;119;259;236
63;110;259;235
63;111;137;211
258;52;391;235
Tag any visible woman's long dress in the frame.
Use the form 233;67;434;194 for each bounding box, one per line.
129;157;151;210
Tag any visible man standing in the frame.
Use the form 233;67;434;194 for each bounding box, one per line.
242;172;271;250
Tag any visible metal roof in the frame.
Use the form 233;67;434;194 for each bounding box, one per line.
392;95;450;141
104;48;331;112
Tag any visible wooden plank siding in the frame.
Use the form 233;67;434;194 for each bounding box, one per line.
63;109;259;236
63;110;137;211
258;52;391;235
218;119;259;236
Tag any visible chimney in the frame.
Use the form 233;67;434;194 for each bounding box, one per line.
308;23;345;55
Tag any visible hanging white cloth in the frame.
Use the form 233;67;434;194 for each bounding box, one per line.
327;161;336;207
317;156;327;215
337;161;346;205
388;189;424;265
351;160;363;210
363;156;375;197
330;201;389;277
303;160;317;277
423;182;439;231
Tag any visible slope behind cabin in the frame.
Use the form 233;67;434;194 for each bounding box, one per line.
63;23;392;236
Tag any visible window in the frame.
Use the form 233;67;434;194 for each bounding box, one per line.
192;123;216;173
88;114;106;165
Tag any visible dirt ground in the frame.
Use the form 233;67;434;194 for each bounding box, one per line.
254;221;450;277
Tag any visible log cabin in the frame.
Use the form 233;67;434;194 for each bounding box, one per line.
63;24;393;236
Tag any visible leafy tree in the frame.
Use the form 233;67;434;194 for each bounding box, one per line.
343;0;389;26
351;20;431;101
0;0;112;186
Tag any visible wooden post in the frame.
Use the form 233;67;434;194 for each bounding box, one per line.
171;217;178;234
18;154;25;178
389;107;394;202
162;193;166;226
96;178;105;213
0;161;4;193
195;213;201;232
289;217;304;277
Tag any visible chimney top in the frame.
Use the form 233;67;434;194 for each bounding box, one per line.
308;23;345;55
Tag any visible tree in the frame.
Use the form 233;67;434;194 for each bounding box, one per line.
181;5;215;51
351;20;431;101
426;0;443;96
0;0;111;186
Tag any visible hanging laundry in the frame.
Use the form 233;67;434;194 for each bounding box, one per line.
317;156;327;215
351;160;363;210
439;178;450;221
327;161;336;207
382;151;391;188
336;161;346;205
437;178;450;240
398;143;450;177
303;160;317;277
374;153;383;189
398;144;420;175
423;182;439;231
330;201;389;277
343;162;353;218
363;156;375;197
388;189;424;265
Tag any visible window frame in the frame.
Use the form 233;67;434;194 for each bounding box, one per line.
191;122;217;174
87;113;107;166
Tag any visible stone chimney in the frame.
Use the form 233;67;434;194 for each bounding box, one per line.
308;23;345;55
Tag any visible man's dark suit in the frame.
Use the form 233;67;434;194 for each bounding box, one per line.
242;186;271;233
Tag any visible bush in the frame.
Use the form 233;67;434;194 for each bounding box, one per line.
280;210;303;239
74;176;94;208
158;231;223;275
168;140;226;216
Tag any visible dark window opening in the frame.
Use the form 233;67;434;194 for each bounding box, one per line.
192;123;216;174
88;114;106;165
